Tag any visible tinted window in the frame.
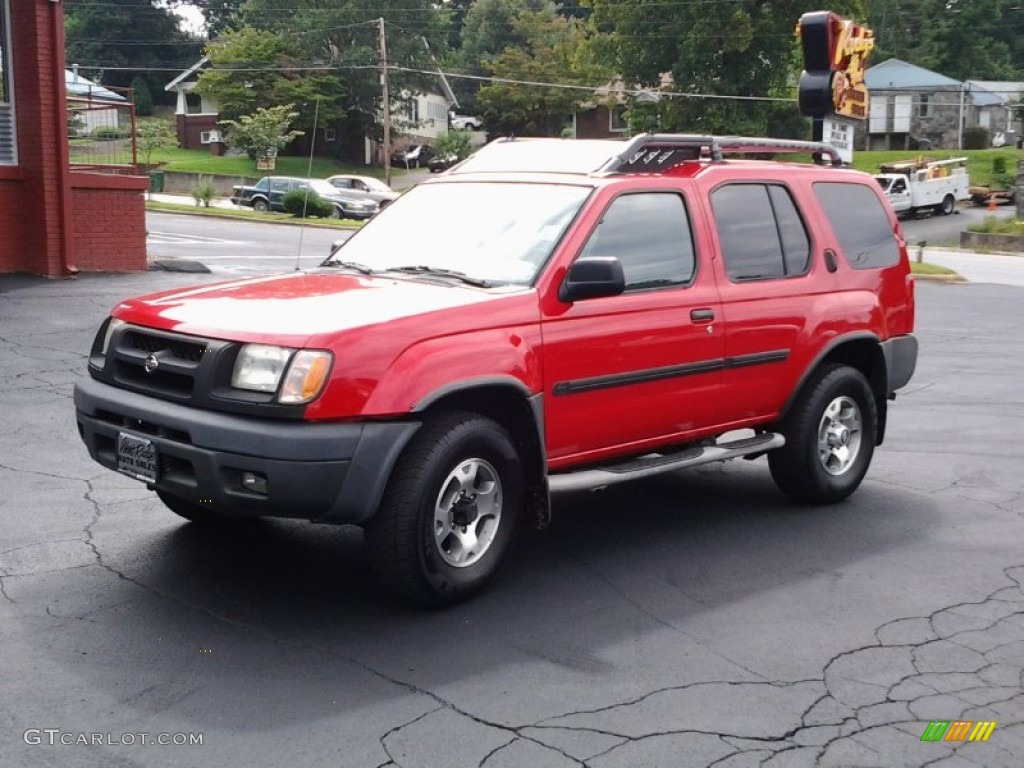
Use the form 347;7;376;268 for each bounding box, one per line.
712;184;809;281
770;186;811;275
577;193;695;291
814;182;899;269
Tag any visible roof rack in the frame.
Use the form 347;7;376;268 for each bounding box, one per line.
598;133;844;174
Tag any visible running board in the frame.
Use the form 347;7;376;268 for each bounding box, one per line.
548;432;785;493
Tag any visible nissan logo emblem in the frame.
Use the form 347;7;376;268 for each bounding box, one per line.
144;354;160;374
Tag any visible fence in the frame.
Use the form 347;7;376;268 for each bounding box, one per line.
67;83;137;172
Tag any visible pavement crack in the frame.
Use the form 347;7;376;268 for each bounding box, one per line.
375;705;443;768
0;574;16;604
478;736;518;767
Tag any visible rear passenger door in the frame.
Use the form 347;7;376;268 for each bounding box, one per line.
709;182;835;421
541;188;724;467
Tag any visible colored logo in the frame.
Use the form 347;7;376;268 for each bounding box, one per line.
920;721;997;742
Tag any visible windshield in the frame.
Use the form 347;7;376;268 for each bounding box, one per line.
326;182;592;285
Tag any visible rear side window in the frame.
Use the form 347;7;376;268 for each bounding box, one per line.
813;182;899;269
711;184;810;281
577;192;696;291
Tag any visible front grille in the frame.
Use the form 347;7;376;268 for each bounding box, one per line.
115;361;195;397
93;324;307;420
126;331;206;362
107;327;227;404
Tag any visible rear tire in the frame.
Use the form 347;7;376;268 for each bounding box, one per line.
939;194;955;215
365;411;523;606
769;364;877;504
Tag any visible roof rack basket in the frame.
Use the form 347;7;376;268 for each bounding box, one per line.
598;134;844;174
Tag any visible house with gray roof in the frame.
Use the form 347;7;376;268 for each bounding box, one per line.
65;67;129;137
864;59;1015;150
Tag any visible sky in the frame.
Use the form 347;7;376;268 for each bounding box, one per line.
172;4;207;36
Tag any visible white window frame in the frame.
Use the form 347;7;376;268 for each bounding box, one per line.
609;105;628;133
199;129;221;144
0;0;16;165
324;127;337;142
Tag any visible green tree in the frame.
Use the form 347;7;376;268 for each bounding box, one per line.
235;0;449;156
196;27;348;134
136;120;177;168
64;0;201;99
433;129;472;161
475;7;613;136
455;0;557;112
582;0;865;135
131;76;154;116
219;104;304;162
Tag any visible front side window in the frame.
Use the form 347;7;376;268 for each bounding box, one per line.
711;184;810;281
814;182;899;270
577;192;696;291
0;0;15;164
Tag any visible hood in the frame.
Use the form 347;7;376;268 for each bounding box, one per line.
112;272;526;346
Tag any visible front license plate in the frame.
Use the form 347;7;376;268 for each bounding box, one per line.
117;432;158;483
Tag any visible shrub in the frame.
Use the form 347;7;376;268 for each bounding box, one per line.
962;126;990;150
92;126;131;140
190;176;217;208
967;216;1024;235
282;188;335;218
992;156;1007;175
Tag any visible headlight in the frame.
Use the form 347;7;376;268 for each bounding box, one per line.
231;345;333;403
279;350;333;404
231;344;293;393
100;317;126;355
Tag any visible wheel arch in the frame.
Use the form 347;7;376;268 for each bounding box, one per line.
781;334;890;444
414;380;550;530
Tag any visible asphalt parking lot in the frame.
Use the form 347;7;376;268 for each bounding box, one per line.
1;270;1022;768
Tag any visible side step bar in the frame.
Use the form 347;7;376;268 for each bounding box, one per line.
548;432;785;493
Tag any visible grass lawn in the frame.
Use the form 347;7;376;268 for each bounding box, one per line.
910;261;959;276
848;148;1022;188
147;146;382;180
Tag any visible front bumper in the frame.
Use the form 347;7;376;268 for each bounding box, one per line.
74;377;419;524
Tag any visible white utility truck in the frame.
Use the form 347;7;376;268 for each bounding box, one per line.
873;156;969;217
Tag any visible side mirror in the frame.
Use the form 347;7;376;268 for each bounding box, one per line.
559;257;626;302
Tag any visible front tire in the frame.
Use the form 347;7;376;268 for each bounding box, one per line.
769;364;877;504
365;411;523;606
252;198;269;213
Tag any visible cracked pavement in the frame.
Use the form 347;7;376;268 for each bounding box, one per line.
0;271;1021;768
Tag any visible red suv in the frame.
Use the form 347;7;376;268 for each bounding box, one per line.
75;135;917;605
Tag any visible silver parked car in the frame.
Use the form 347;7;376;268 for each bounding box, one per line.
325;174;400;209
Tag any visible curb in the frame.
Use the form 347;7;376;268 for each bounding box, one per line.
144;203;364;231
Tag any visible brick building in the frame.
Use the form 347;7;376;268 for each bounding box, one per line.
0;1;147;277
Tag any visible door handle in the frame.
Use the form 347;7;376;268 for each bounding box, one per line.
690;308;715;323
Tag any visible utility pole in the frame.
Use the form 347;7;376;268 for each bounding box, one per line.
379;17;392;187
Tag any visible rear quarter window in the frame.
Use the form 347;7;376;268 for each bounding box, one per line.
813;182;899;270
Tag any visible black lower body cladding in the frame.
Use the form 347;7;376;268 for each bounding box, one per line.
73;377;419;523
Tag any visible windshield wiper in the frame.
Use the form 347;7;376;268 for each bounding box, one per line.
321;260;376;275
385;265;493;288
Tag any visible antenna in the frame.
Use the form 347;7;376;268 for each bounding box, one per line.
294;97;320;272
